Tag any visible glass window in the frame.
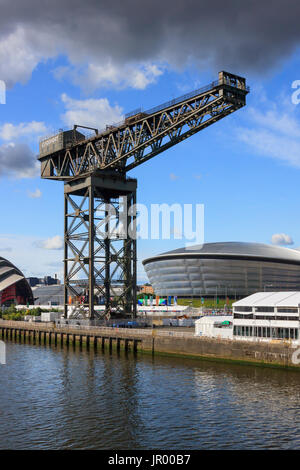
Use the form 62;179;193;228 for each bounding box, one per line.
255;307;274;312
284;329;290;339
277;308;298;313
234;313;253;319
234;306;252;312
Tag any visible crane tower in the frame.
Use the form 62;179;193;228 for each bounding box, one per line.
38;71;249;320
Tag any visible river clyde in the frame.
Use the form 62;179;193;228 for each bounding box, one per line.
0;341;300;450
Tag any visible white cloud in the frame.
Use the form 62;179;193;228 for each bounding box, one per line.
38;235;64;250
0;121;47;141
56;61;164;92
0;27;48;88
237;97;300;168
271;233;294;246
61;93;124;130
247;107;300;139
0;120;47;179
170;173;179;181
28;188;42;199
0;234;63;278
0;142;39;178
239;128;300;167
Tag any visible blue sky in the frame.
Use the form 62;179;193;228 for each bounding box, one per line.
1;1;300;282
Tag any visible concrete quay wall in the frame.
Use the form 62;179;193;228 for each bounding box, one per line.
0;320;299;369
147;334;299;368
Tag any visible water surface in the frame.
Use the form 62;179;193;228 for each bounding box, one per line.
0;341;299;449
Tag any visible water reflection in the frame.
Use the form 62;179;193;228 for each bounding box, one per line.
0;342;300;449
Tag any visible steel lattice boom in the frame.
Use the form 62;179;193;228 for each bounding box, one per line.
38;71;249;320
39;71;249;180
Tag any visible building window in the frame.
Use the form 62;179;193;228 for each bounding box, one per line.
233;313;253;319
255;307;274;313
277;308;298;313
234;307;252;312
233;325;299;340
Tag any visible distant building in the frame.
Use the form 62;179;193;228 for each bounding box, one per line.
26;277;40;288
43;275;60;286
140;284;154;295
27;274;60;287
0;257;33;306
33;284;65;306
143;242;300;298
232;291;300;344
32;283;123;306
195;316;233;339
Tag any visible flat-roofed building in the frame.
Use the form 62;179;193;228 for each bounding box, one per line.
232;291;300;344
195;315;233;339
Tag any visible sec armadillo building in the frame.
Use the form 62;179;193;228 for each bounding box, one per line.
142;242;300;298
0;257;33;306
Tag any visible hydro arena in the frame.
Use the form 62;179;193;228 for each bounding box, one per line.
142;242;300;298
0;257;33;306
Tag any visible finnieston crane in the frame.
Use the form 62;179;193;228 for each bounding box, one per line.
38;71;249;320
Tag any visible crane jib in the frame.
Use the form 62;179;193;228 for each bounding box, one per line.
38;71;249;180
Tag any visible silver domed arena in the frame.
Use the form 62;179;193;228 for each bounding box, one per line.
142;242;300;298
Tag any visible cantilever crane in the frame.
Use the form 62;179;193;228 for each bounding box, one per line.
38;71;249;320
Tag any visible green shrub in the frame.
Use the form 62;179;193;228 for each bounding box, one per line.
2;312;24;321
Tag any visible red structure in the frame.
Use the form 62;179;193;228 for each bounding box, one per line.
0;257;33;306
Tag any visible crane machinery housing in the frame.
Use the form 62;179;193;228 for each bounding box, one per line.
38;71;249;320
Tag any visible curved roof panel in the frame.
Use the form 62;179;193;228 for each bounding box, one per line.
143;242;300;265
0;256;31;294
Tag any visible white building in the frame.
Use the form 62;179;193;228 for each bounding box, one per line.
232;292;300;344
195;316;233;339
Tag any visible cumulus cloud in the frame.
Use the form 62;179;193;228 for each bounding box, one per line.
36;235;64;250
61;94;124;129
1;1;300;89
0;26;55;88
271;233;294;246
0;142;39;178
28;188;42;199
0;121;47;141
56;61;164;92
